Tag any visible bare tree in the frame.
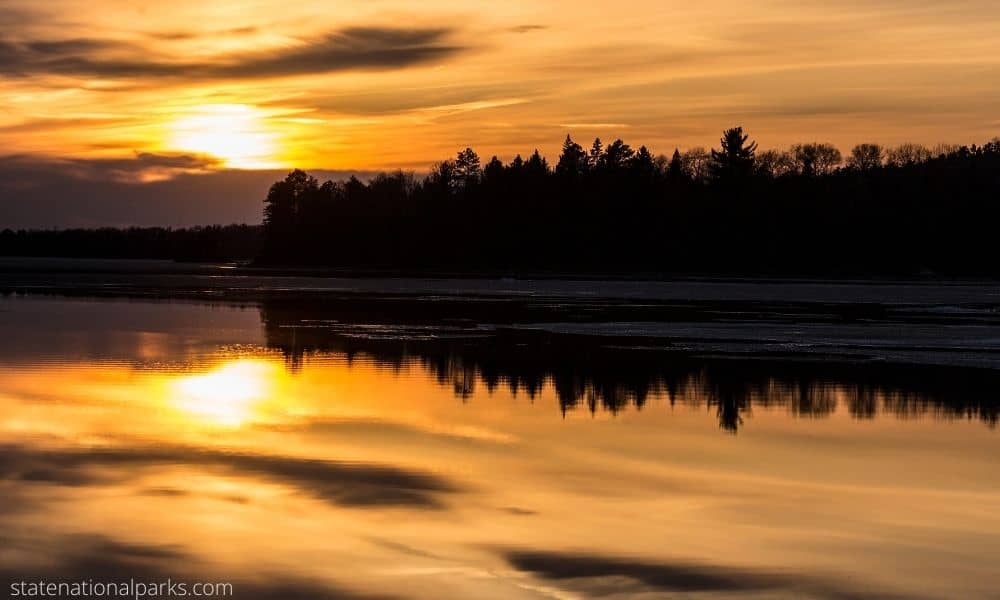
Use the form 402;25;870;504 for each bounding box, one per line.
756;149;797;178
428;159;458;194
885;143;931;167
846;144;883;171
791;143;842;176
931;143;959;158
681;147;711;182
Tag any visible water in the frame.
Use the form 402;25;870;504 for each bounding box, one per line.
1;280;998;599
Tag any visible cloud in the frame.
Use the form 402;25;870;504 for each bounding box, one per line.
501;506;537;515
151;26;260;41
0;155;378;227
501;549;920;599
0;443;459;508
507;25;548;34
0;26;464;80
290;81;543;117
0;152;222;184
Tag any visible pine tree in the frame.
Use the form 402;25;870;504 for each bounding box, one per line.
588;137;604;170
709;127;757;181
667;149;685;178
603;139;635;170
455;147;481;187
556;134;587;177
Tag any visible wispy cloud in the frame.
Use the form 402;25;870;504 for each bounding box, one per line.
507;24;548;34
0;26;464;80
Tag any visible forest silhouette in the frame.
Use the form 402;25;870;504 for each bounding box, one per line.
3;127;1000;276
258;127;1000;276
0;224;260;262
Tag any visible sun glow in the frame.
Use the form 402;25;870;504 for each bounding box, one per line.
167;104;281;169
170;360;276;426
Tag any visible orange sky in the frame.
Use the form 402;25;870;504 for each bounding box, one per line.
1;0;999;225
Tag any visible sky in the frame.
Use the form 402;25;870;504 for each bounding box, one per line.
2;0;1000;227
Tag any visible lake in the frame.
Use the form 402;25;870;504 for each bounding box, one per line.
1;266;998;599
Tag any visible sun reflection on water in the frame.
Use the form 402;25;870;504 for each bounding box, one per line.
170;360;278;426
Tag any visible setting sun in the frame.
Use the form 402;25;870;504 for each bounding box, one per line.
167;104;281;169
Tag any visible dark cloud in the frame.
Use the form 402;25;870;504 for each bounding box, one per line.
0;444;459;508
0;155;377;227
507;24;548;34
0;26;463;80
500;506;537;515
502;549;920;599
221;27;461;79
3;152;223;184
152;26;260;41
139;487;249;504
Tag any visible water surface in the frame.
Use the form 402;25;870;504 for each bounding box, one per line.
1;291;998;599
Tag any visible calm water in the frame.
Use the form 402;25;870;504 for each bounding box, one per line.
1;290;999;599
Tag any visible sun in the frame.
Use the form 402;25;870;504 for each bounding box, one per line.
167;104;281;169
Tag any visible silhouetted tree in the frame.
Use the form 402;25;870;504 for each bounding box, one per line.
428;159;458;195
483;155;504;182
847;143;883;171
455;147;481;189
588;138;604;170
556;135;587;178
886;143;931;167
756;149;796;178
525;149;550;175
263;169;319;257
791;143;842;176
931;143;959;159
602;139;635;171
666;149;686;180
681;147;711;182
631;146;656;176
710;127;757;181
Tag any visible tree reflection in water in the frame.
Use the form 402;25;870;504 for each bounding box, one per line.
261;301;999;433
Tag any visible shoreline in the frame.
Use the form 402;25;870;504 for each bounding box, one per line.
0;255;998;284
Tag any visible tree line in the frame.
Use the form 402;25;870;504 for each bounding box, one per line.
0;224;260;262
2;128;998;274
260;128;1000;276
